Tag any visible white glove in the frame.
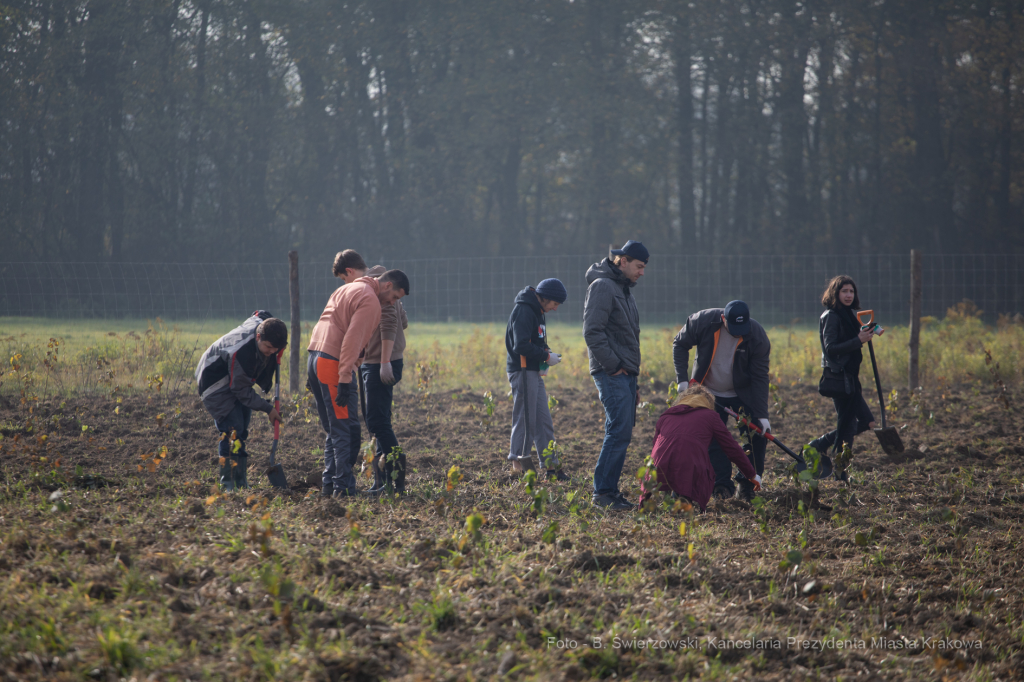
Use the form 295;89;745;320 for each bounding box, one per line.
753;474;762;492
546;352;562;366
379;362;395;385
758;418;770;434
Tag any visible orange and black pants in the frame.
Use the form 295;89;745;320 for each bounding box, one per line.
308;350;359;495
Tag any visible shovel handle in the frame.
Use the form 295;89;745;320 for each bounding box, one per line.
723;407;805;463
865;339;889;430
273;366;281;441
857;309;874;326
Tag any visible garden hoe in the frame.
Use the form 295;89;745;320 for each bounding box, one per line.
856;310;905;456
265;365;289;489
723;407;834;480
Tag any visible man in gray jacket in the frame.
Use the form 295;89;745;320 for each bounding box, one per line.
583;240;648;511
672;301;771;501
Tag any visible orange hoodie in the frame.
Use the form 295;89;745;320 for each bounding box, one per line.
307;277;382;383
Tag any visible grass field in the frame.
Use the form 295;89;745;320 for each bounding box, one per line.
3;312;1023;400
1;310;1023;679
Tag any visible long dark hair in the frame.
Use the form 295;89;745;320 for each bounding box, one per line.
821;275;860;310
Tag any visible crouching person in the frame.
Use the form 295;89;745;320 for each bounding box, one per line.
505;279;569;480
195;312;286;491
639;384;760;512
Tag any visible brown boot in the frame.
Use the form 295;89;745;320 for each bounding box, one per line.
511;458;536;473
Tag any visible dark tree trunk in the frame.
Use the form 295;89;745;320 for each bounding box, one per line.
673;12;697;249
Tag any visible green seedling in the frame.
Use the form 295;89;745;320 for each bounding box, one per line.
456;510;486;551
778;549;803;574
752;496;770;533
666;380;679;405
97;625;141;676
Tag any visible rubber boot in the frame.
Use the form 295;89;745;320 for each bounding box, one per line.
232;455;249;490
807;432;836;455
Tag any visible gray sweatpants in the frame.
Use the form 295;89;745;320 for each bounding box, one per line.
507;370;558;469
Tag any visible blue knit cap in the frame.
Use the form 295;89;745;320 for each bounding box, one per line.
535;278;567;304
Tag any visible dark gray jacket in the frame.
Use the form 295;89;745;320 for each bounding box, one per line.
672;308;771;420
196;313;277;421
583;259;641;375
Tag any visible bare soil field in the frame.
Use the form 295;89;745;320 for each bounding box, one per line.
1;382;1022;681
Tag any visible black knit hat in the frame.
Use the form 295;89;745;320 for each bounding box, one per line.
536;278;567;304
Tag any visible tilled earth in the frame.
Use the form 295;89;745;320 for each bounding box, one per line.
0;382;1022;681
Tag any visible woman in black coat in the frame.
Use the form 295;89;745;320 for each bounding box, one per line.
807;275;881;477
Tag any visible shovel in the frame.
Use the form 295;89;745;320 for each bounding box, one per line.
723;407;834;480
856;310;906;456
265;365;289;489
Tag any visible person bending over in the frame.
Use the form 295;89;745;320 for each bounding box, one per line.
640;384;760;511
672;300;771;501
331;250;370;476
307;268;409;498
196;312;286;491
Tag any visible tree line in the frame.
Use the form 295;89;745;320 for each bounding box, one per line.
1;0;1021;264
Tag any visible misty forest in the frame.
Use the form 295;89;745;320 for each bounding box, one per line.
1;0;1022;263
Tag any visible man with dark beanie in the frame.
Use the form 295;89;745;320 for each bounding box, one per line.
505;278;569;481
584;240;648;511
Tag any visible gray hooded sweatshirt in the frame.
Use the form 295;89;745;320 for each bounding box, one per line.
583;258;641;375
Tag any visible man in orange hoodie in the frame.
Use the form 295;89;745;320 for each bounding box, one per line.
308;269;410;497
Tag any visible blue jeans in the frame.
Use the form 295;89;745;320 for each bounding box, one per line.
592;372;637;497
360;359;405;492
214;401;251;490
308;351;358;495
707;395;764;496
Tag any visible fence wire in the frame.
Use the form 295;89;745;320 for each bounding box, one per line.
1;255;1022;327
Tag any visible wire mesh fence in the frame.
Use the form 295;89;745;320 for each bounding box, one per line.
1;254;1022;327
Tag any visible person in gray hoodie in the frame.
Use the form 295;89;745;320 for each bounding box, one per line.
583;240;648;511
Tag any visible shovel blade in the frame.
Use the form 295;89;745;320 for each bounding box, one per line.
815;454;835;480
266;463;289;489
874;427;905;456
265;440;288;489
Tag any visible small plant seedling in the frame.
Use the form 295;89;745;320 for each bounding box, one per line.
778;549;803;574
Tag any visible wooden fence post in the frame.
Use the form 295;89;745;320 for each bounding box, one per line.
288;251;301;394
908;249;922;390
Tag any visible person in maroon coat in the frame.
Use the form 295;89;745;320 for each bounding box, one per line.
641;384;761;511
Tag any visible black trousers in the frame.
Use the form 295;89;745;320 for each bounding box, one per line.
812;377;874;455
707;395;765;496
360;359;405;492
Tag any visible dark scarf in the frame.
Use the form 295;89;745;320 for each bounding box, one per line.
837;304;861;340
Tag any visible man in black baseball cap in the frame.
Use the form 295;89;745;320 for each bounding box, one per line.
671;299;772;501
609;240;650;264
583;240;648;511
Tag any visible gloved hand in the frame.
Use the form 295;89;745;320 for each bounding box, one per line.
758;418;770;434
546;352;562;366
334;381;351;407
753;474;762;492
379;362;395;385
